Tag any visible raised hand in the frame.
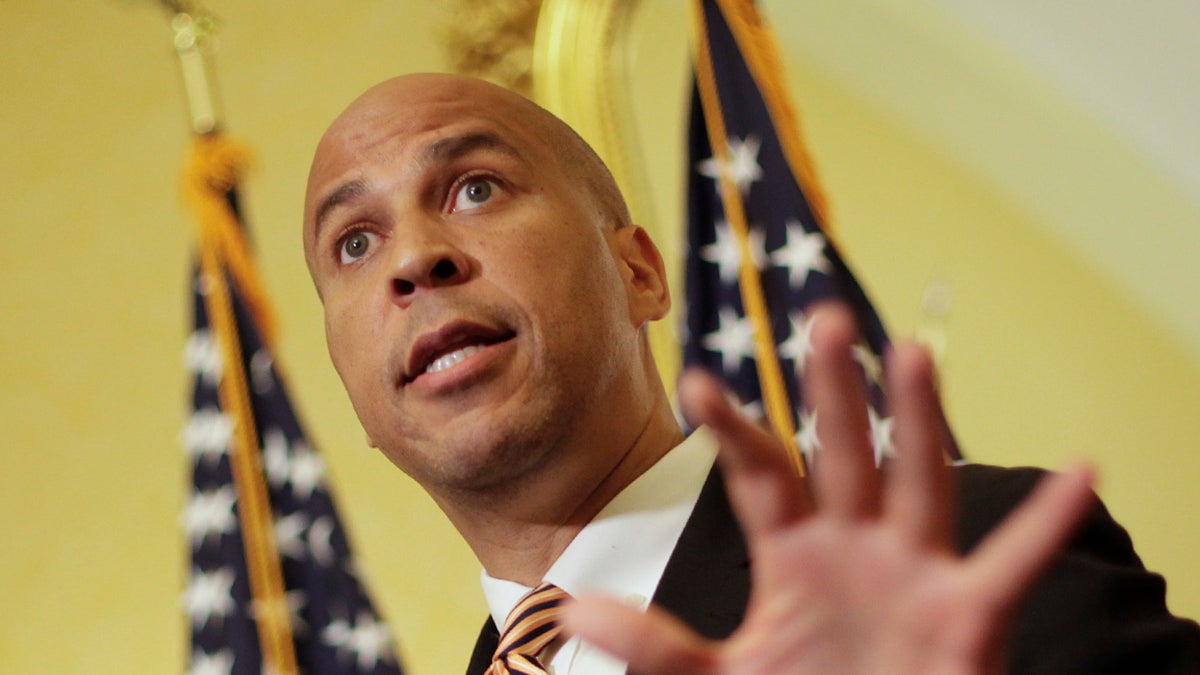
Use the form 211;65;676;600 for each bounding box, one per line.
562;304;1096;675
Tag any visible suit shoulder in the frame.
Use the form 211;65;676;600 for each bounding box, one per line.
952;462;1141;567
953;463;1047;551
953;463;1200;673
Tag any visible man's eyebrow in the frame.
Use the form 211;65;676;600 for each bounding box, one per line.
423;131;523;166
313;178;369;239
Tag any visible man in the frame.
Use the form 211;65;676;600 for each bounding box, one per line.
303;73;1200;674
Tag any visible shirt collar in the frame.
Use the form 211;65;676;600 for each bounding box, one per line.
481;427;718;628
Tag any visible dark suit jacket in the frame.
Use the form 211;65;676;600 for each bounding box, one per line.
467;464;1200;674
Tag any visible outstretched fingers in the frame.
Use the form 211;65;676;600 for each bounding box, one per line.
678;369;812;540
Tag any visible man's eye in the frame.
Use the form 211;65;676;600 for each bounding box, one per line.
339;231;378;264
451;177;497;212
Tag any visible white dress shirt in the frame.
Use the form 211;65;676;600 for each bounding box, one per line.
480;428;718;674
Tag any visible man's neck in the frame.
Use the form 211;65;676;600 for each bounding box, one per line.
434;399;685;586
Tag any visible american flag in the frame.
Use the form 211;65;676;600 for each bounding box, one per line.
180;135;405;675
683;0;962;466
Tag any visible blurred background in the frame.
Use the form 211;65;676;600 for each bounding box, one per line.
2;1;1197;672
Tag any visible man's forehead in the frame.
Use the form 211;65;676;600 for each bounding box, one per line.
328;77;541;151
324;115;530;168
308;121;532;207
310;87;544;185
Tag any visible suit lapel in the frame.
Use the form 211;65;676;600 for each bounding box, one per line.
465;617;499;675
650;466;751;640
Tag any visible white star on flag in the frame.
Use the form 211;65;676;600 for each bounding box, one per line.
699;219;766;284
702;307;757;376
287;442;326;499
262;427;291;489
183;485;238;545
852;343;883;385
324;612;396;670
769;221;831;289
249;348;276;395
698;134;763;195
868;406;894;466
777;311;817;373
739;398;764;422
182;567;236;629
188;649;234;675
185;329;222;385
261;430;327;499
182;407;233;467
251;590;309;637
274;512;309;561
719;387;764;424
795;408;821;464
308;516;337;568
286;590;310;636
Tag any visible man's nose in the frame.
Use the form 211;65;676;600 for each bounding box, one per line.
387;222;471;308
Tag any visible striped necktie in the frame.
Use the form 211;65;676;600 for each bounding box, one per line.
486;582;570;675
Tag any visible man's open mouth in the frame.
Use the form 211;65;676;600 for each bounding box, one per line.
403;322;516;384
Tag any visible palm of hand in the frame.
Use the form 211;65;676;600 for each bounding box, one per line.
731;523;997;675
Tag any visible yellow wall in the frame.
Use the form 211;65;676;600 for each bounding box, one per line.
1;1;1195;673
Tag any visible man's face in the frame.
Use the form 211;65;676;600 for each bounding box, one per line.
303;75;655;493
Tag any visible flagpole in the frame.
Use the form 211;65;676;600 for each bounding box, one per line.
160;0;222;134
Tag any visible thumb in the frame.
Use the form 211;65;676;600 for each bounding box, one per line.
561;593;719;675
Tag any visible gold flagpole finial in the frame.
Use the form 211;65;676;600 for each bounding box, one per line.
158;0;222;135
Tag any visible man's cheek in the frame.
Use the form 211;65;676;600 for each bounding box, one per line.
324;306;363;381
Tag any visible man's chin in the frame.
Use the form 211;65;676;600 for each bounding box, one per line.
384;424;555;494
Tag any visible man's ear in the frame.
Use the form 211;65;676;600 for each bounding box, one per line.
365;432;377;449
612;225;671;325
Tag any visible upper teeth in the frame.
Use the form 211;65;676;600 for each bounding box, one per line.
425;345;483;374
